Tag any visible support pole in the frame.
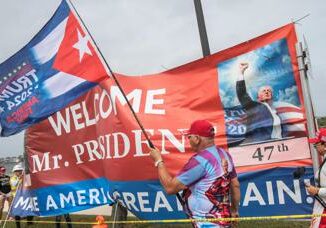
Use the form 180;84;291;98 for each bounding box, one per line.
67;0;154;148
112;202;128;228
296;42;319;173
193;0;210;57
66;0;179;222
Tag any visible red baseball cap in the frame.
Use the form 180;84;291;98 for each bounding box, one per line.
185;120;215;138
308;128;326;144
0;167;6;172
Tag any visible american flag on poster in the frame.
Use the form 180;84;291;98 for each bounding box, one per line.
274;101;306;137
0;0;108;137
225;101;305;145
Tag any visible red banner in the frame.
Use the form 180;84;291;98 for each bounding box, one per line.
14;23;313;218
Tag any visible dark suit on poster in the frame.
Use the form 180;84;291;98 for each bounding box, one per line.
236;79;281;144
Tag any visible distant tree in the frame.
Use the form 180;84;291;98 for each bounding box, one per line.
317;117;326;128
17;155;24;162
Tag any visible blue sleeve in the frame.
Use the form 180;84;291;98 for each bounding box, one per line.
176;157;206;186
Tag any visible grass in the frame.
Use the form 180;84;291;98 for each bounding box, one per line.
0;214;310;227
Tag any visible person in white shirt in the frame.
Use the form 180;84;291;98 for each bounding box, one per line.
307;128;326;228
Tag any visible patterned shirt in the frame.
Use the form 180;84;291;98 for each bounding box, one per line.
177;145;237;227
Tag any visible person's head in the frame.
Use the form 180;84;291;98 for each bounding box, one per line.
95;215;105;225
185;120;215;152
309;128;326;156
0;166;6;176
12;164;23;177
257;85;273;102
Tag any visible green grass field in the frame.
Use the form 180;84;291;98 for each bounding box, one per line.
1;214;311;227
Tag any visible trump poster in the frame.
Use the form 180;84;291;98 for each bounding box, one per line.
12;23;314;219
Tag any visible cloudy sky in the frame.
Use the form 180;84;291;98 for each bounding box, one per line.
1;0;325;157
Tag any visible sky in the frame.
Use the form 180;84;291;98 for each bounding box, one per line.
0;0;325;157
218;39;300;108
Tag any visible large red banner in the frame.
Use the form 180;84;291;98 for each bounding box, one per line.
13;23;313;218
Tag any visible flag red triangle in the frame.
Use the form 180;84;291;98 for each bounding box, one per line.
53;12;108;83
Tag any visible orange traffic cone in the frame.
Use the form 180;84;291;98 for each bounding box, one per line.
92;215;108;228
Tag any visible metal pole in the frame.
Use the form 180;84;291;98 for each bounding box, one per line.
112;202;127;228
193;0;210;57
23;131;30;177
66;0;183;217
296;42;319;173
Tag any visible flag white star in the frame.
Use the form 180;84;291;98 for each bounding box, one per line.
0;106;4;114
73;29;92;62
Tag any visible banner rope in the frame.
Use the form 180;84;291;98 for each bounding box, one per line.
1;214;326;225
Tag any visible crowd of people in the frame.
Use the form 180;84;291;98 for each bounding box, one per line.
0;163;34;227
0;164;23;220
0;164;74;227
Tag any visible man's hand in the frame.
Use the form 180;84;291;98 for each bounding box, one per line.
230;177;240;227
5;192;12;198
306;185;319;196
239;63;249;75
230;207;239;227
149;147;162;163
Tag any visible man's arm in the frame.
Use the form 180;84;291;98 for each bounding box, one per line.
236;63;255;109
149;148;187;194
230;177;240;217
157;162;187;194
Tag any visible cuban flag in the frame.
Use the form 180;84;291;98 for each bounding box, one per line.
0;0;108;136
